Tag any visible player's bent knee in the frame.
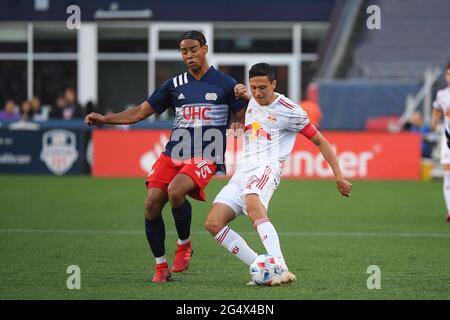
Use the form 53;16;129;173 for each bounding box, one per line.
144;202;161;220
203;219;214;234
205;204;235;235
145;196;165;220
245;194;267;221
204;217;224;236
245;202;258;217
167;186;186;207
145;212;162;221
245;204;267;222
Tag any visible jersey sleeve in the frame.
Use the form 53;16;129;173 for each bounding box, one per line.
433;91;443;110
286;108;318;139
146;80;172;114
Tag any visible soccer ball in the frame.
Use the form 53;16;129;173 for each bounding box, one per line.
249;254;283;286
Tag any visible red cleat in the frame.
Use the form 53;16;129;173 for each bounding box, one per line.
172;241;193;273
152;262;171;283
446;214;450;223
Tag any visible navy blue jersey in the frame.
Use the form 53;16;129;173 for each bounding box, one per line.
147;66;246;172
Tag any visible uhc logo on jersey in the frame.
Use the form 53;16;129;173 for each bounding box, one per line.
174;103;229;128
183;106;211;120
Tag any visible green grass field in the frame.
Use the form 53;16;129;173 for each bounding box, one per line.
1;175;449;300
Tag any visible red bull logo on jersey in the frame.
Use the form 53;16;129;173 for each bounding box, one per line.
245;122;272;141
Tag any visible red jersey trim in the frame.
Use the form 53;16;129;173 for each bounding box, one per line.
279;99;294;110
300;123;318;139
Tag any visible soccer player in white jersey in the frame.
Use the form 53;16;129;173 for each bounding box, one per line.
431;61;450;223
204;63;353;285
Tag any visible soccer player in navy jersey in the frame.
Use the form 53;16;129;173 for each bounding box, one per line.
85;30;247;282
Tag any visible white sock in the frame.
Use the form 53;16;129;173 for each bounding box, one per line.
215;226;258;266
444;171;450;213
254;218;288;270
177;237;190;245
155;256;166;264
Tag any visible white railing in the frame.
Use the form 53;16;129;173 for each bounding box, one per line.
390;67;442;132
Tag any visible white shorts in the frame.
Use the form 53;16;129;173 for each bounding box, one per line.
441;131;450;165
213;163;282;216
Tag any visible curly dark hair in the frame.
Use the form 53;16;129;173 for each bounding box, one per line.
179;30;207;46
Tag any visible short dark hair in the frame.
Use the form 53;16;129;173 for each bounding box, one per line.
249;63;275;82
447;61;450;70
179;30;207;46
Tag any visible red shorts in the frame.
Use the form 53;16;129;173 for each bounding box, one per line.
145;153;217;201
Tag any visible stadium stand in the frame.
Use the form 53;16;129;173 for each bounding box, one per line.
347;0;450;80
315;0;450;130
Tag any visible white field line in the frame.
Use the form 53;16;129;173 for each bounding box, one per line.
0;229;449;238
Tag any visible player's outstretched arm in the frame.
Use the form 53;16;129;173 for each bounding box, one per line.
310;131;352;197
84;101;156;126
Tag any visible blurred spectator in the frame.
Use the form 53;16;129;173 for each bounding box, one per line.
0;99;20;121
19;100;33;121
49;87;83;120
30;96;41;115
404;111;432;158
63;87;83;119
9;99;40;130
84;101;95;116
300;83;322;128
49;94;67;119
30;95;49;121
